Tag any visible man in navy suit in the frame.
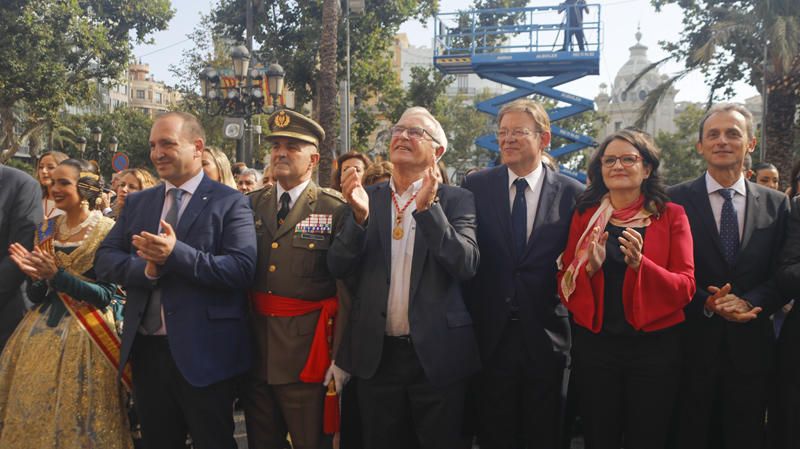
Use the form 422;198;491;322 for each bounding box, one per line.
668;103;789;449
95;111;257;449
461;98;584;449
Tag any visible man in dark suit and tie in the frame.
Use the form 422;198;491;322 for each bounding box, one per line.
0;165;42;350
461;98;584;449
668;103;789;449
95;111;257;449
328;106;481;449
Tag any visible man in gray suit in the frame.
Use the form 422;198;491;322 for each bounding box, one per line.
0;165;42;349
328;106;480;449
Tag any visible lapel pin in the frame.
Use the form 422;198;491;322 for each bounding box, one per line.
202;196;208;200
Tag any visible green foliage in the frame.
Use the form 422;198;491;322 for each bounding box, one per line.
59;108;155;179
381;66;455;124
435;91;495;177
209;0;436;147
3;158;35;177
0;0;173;161
448;0;529;53
654;104;706;186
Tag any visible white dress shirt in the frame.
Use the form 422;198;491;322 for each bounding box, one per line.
508;164;545;240
144;169;205;335
705;171;746;240
385;177;423;337
276;179;311;211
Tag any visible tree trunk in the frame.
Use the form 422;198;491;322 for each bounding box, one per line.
316;0;339;188
763;84;799;190
0;106;19;163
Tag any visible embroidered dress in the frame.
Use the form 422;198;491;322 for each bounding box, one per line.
0;214;132;448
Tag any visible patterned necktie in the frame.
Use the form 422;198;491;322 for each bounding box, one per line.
511;178;529;257
277;192;291;227
142;188;185;334
718;188;739;265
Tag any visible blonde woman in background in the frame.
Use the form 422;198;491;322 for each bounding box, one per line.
113;168;158;217
37;151;69;221
202;146;237;188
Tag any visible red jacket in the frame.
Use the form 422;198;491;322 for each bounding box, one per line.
558;201;696;333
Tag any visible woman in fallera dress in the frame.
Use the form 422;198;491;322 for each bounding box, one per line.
0;159;132;448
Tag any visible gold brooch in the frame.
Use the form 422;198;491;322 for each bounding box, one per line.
274;111;290;128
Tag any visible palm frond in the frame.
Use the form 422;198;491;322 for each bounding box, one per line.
634;70;691;129
622;55;674;96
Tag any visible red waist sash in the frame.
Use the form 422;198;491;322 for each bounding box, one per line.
251;292;338;383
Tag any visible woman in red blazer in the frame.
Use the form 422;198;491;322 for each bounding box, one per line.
557;128;695;449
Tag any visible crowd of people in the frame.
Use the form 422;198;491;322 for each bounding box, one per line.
0;98;799;449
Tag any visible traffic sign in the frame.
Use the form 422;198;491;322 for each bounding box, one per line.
112;152;129;172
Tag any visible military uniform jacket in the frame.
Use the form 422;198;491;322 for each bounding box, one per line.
249;181;350;385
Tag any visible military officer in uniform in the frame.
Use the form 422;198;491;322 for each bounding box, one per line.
242;109;350;449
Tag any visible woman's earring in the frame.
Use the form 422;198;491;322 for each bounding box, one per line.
81;199;90;210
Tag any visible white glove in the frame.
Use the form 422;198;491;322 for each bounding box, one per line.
323;360;351;393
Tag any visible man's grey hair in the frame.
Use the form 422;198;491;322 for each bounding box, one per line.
240;168;262;183
698;103;756;142
399;106;448;154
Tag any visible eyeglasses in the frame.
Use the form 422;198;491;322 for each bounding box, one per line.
390;126;439;144
496;128;540;140
601;154;642;168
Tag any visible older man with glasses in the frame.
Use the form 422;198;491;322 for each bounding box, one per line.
328;106;480;449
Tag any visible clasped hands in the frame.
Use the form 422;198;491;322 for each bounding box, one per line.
132;219;177;278
341;153;438;225
585;226;644;276
704;283;761;323
8;243;58;281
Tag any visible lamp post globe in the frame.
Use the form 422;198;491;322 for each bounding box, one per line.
265;62;285;110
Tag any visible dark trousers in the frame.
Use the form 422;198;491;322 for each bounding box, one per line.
357;336;466;449
674;337;768;449
131;335;238;449
572;325;681;449
770;307;800;449
242;376;329;449
477;320;565;449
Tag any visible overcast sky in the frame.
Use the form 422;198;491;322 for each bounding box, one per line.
132;0;759;104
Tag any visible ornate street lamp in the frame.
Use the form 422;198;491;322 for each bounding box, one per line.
76;136;87;156
198;43;286;163
265;62;285;111
91;126;103;160
108;136;119;154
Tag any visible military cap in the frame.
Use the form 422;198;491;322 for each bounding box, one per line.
265;109;326;147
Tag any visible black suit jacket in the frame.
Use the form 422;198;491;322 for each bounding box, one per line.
328;183;481;387
462;164;584;369
668;175;789;374
0;166;42;348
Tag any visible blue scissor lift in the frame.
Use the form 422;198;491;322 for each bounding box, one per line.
434;4;602;180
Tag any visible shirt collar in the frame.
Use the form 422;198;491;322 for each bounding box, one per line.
705;171;746;197
277;179;311;203
164;170;204;197
389;177;424;197
507;163;543;190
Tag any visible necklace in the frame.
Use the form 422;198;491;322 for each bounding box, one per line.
390;189;419;240
57;211;98;240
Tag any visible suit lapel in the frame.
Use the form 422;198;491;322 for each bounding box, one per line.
740;181;760;251
490;166;514;258
175;177;213;238
687;175;725;260
148;184;167;235
525;165;559;259
408;185;444;302
259;186;279;237
274;182;316;241
374;183;393;273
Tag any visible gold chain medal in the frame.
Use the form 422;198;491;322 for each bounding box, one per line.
390;189;419;240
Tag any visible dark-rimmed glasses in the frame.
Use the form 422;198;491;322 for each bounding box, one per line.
390;126;440;144
601;154;642;168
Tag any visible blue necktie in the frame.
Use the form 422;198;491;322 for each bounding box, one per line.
512;178;528;257
142;188;185;334
718;188;739;265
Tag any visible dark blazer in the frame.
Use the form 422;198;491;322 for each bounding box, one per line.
328;183;481;387
0;166;42;349
461;164;584;369
668;175;789;374
95;174;257;387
